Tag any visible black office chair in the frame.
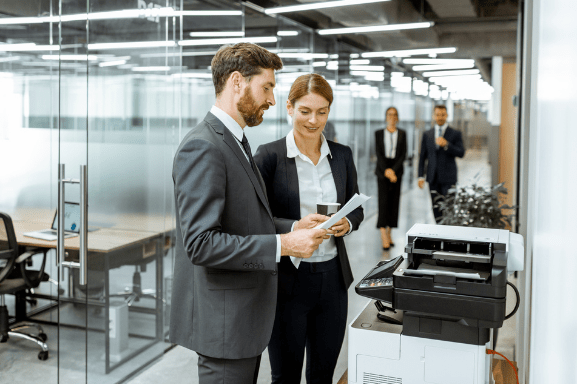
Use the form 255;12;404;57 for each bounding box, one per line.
0;212;49;360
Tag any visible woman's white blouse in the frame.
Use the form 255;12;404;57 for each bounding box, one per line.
286;130;338;267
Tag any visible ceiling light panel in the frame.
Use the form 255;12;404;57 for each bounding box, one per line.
349;65;384;71
42;54;98;61
189;31;244;37
179;37;277;46
0;8;242;25
277;31;299;36
98;60;127;67
319;22;433;35
403;58;474;65
132;66;171;71
423;69;480;77
349;59;370;65
265;0;391;14
278;53;329;59
411;63;475;71
362;47;457;58
88;41;176;50
0;44;60;52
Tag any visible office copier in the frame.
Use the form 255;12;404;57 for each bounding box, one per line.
348;223;524;384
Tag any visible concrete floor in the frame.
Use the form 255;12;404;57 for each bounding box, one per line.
128;147;519;384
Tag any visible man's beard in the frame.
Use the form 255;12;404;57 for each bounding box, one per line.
237;86;269;127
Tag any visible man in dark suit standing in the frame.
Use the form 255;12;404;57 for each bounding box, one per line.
170;43;327;384
418;104;465;222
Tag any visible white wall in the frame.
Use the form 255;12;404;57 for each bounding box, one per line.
526;0;577;382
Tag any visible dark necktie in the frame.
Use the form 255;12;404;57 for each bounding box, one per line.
241;134;267;198
241;134;256;173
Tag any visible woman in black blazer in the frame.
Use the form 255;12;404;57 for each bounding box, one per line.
375;107;407;249
254;73;364;384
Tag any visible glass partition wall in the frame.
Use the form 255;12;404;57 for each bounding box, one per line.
0;1;439;383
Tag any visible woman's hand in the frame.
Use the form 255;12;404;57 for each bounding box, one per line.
330;217;350;237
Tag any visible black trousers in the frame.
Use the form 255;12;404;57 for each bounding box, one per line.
429;178;452;223
268;257;347;384
376;176;402;228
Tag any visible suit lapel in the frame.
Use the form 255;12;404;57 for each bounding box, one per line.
444;126;455;141
284;156;301;219
327;144;345;205
206;113;273;220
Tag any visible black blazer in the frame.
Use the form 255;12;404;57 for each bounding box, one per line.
418;126;465;185
254;137;364;290
375;128;407;179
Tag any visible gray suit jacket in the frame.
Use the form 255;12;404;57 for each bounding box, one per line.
170;112;283;359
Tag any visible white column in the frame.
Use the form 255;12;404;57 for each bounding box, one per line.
488;56;502;126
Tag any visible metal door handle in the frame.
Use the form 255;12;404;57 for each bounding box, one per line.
57;164;88;285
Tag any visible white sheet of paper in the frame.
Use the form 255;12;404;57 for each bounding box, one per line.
291;193;371;269
314;193;370;230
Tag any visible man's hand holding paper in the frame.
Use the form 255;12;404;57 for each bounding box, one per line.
295;213;332;239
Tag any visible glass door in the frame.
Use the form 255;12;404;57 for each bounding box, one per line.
56;0;176;383
55;1;89;382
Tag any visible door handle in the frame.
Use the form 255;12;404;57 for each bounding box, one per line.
58;164;88;285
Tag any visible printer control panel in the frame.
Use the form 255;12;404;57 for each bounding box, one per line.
358;277;393;289
355;256;403;304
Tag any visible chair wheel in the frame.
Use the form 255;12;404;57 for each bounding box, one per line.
38;351;49;360
38;333;47;342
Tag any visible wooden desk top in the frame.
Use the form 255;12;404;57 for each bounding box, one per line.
10;207;173;234
14;220;163;253
9;207;174;254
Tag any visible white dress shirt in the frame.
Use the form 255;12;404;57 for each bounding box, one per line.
384;129;398;159
210;105;282;262
435;122;448;150
286;130;338;268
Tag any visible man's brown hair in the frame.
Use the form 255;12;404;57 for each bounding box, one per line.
434;104;447;111
211;43;283;96
288;73;333;108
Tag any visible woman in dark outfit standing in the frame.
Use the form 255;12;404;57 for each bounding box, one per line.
375;107;407;249
254;73;364;384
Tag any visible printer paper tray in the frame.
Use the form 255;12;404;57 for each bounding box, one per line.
403;264;490;281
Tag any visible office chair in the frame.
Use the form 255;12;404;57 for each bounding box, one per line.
0;212;49;360
108;234;174;307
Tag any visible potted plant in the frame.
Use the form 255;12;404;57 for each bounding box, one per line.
435;182;515;229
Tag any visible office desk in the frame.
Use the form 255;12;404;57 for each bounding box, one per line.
11;213;174;374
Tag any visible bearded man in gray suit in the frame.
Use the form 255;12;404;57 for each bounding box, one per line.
170;43;328;384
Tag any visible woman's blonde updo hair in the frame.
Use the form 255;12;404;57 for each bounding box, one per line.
287;73;333;108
